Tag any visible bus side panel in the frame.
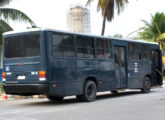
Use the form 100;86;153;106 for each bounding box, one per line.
127;60;151;88
76;59;115;92
95;60;115;92
48;58;82;96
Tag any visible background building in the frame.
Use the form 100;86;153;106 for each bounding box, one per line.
67;5;90;33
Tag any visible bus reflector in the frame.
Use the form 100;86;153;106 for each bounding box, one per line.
18;63;24;66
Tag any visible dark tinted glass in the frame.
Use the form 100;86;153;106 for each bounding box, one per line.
97;39;109;49
128;43;140;51
128;43;141;60
96;39;111;59
76;36;93;48
64;47;75;57
5;33;40;58
63;35;74;46
76;36;94;59
143;45;150;51
52;34;63;46
52;33;75;58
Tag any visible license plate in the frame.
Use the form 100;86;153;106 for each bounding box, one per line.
17;76;26;80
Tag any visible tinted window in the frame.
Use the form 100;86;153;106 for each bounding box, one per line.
128;43;141;60
96;39;111;59
52;33;75;57
76;36;94;59
5;33;40;58
142;44;150;60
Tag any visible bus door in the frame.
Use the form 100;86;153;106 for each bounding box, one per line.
114;46;127;88
151;50;162;85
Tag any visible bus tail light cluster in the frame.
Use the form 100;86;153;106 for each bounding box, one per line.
2;72;6;81
39;71;46;81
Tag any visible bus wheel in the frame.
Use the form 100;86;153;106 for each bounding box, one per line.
141;76;151;93
46;95;63;102
83;81;97;102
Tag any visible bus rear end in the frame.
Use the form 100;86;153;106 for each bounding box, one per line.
2;30;49;95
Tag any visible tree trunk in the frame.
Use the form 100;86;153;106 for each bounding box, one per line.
101;15;106;36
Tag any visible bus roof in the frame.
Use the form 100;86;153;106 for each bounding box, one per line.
3;28;158;45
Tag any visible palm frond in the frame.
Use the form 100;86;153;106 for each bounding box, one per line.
106;0;114;21
0;0;12;7
86;0;94;6
0;19;13;32
0;19;13;46
115;0;129;14
0;8;36;27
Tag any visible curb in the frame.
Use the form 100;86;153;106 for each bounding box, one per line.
0;83;165;102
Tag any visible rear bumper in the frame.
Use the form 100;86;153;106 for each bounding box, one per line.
3;83;49;95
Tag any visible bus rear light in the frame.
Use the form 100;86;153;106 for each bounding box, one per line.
2;72;6;81
39;78;46;81
39;71;46;81
39;74;46;78
2;72;6;78
39;71;46;75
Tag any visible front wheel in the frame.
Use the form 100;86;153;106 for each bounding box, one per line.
46;95;64;102
82;81;97;102
141;76;151;93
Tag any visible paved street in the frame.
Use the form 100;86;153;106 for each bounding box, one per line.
0;88;165;120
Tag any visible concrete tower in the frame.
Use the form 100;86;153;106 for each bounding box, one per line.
67;5;90;33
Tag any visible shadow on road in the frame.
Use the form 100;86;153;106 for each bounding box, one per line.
22;90;155;106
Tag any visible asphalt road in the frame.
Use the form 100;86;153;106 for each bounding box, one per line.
0;88;165;120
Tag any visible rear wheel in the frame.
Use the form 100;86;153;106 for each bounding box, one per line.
141;76;151;93
46;95;64;102
82;81;97;102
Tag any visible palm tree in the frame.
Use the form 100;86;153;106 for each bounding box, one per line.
138;12;165;50
0;0;36;65
0;0;36;35
86;0;129;35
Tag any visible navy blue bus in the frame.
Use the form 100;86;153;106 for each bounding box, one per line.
2;28;163;102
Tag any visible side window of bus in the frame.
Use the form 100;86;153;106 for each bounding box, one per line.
76;36;94;59
52;33;75;57
142;45;150;60
96;39;111;59
128;43;141;60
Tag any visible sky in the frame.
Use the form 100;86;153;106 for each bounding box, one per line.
4;0;165;38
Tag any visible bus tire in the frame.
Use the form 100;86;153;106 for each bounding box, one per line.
83;81;97;102
141;76;151;93
46;95;63;102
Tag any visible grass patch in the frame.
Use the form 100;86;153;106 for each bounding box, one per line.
163;76;165;81
0;83;4;93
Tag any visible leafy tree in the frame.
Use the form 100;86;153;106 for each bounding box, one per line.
86;0;129;36
138;12;165;50
112;33;123;38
